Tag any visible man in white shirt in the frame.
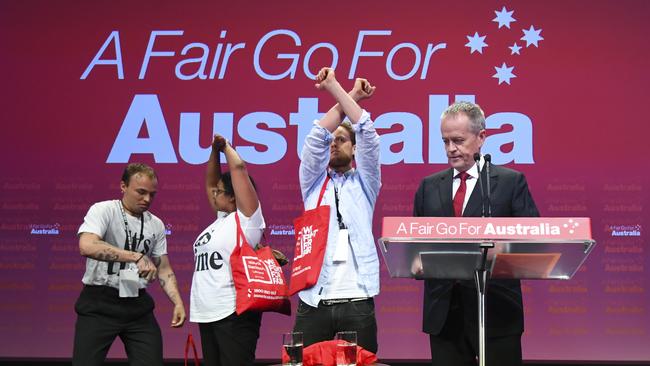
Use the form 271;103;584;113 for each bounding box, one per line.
72;163;185;366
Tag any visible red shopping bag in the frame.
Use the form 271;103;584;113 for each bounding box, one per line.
289;176;331;296
231;213;291;315
184;333;199;366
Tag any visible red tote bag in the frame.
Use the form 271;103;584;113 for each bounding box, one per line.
230;213;291;315
289;176;331;296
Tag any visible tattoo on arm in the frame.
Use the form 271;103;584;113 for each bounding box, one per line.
95;247;119;262
160;273;181;304
160;273;177;289
152;256;162;267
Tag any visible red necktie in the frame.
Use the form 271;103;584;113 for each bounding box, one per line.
453;171;469;217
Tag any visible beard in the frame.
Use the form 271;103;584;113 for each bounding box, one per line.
329;153;353;171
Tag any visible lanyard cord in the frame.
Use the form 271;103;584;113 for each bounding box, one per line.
333;181;346;229
117;201;144;251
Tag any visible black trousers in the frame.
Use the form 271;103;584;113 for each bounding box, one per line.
198;311;262;366
72;285;162;366
429;286;522;366
293;298;378;354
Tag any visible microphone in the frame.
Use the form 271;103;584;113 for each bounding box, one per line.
484;154;492;217
473;153;485;217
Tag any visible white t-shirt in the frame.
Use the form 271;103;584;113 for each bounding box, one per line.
77;200;167;289
190;205;265;323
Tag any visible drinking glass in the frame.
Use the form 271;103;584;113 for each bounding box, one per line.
282;332;303;366
335;331;357;366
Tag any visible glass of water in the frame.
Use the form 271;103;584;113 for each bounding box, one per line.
335;331;357;366
282;332;303;366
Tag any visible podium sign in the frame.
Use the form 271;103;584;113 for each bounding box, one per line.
379;217;597;366
379;217;595;280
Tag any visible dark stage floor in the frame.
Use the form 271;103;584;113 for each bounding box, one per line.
1;360;648;366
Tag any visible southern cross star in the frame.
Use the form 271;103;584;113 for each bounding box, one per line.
521;25;544;47
493;62;516;85
493;6;516;29
465;32;488;54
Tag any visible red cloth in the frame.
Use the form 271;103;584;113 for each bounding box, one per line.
281;340;378;366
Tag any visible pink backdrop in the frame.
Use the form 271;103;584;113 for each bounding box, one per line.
1;0;648;361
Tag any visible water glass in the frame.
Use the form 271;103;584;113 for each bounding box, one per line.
335;331;357;366
282;332;303;366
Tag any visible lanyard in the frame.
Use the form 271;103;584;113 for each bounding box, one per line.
332;177;346;230
117;200;144;252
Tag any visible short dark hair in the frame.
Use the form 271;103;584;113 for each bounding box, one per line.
121;163;157;186
220;171;257;198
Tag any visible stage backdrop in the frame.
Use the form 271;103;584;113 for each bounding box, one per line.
1;0;648;362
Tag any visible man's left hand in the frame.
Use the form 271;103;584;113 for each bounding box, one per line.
171;304;186;328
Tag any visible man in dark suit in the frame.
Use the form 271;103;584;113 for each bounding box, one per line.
413;101;539;366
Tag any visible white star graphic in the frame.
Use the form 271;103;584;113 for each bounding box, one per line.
492;62;516;85
509;42;522;55
465;32;488;54
493;6;516;29
521;25;544;47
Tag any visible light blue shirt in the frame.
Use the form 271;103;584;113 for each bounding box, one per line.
298;110;381;307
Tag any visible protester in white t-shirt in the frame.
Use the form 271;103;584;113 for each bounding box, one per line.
189;134;266;366
72;163;185;366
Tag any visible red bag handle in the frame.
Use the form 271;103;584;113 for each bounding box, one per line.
184;333;200;366
316;174;331;207
235;212;249;248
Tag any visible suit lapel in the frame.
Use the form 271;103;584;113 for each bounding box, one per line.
438;169;454;217
464;165;500;217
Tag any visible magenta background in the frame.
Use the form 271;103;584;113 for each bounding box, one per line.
1;0;648;361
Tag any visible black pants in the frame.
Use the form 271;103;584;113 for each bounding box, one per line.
429;287;522;366
198;311;262;366
72;285;162;366
293;298;378;353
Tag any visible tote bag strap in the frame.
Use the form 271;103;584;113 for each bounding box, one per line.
184;333;200;366
234;212;250;248
316;174;331;207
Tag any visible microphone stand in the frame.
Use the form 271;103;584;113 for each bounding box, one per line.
484;154;492;218
473;153;485;217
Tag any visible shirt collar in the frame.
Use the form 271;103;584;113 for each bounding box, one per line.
328;167;355;180
453;156;484;180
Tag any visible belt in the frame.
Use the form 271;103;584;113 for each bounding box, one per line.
319;297;370;306
83;284;146;296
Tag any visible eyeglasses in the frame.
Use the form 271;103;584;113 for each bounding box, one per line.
213;188;228;196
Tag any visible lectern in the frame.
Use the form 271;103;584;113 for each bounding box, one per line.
378;217;596;366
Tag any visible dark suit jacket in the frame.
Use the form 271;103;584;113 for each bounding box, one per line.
413;164;539;337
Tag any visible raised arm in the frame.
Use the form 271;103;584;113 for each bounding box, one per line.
314;67;375;131
205;136;223;212
213;134;259;217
